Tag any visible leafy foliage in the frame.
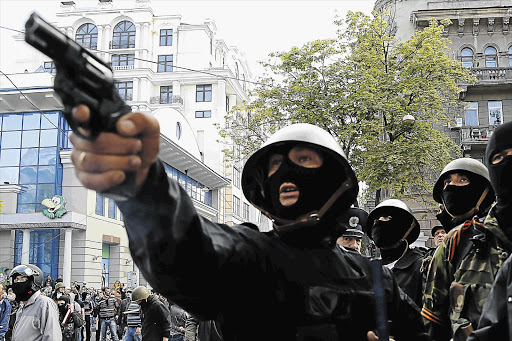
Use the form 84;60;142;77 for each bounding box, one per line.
219;11;475;198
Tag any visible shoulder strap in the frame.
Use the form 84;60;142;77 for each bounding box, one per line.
446;220;476;269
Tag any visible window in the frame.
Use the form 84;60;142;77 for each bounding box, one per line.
160;86;173;104
115;82;133;101
509;46;512;67
176;122;182;140
14;229;60;280
157;55;173;72
196;84;212;102
464;102;478;126
160;29;173;46
489;101;503;125
111;54;134;67
243;203;249;220
195;111;211;118
76;23;98;50
233;195;240;216
43;62;56;74
108;198;116;219
460;48;474;68
226;96;230;112
233;167;240;189
95;193;104;215
102;243;110;287
485;46;498;67
112;21;135;49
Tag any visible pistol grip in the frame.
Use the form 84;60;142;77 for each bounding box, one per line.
102;171;137;201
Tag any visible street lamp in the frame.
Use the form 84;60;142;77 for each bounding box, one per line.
402;114;415;125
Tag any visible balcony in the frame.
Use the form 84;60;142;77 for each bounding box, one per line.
471;67;512;85
112;65;135;71
460;125;495;146
149;95;184;111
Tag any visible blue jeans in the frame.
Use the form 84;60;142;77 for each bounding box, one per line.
101;318;119;341
170;335;184;341
123;327;141;341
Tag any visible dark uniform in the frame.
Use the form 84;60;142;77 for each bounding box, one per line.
117;124;428;340
368;199;427;308
421;158;498;341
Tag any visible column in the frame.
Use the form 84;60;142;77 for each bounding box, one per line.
103;25;112;51
21;229;31;264
142;23;150;62
135;23;142;68
217;80;226;114
172;80;181;97
63;229;72;288
132;77;139;102
228;94;237;112
97;25;104;60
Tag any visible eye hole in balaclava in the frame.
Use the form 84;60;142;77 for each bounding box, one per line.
260;144;346;221
371;211;412;248
441;171;488;217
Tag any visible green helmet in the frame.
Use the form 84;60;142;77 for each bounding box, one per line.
55;282;66;290
433;158;493;203
131;286;150;301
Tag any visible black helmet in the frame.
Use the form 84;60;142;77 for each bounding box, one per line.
367;199;420;245
9;264;44;290
242;123;358;230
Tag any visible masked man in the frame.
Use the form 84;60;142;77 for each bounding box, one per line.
69;106;429;340
368;199;426;308
465;121;512;340
9;264;61;340
422;158;502;341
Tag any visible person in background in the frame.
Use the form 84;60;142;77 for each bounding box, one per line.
131;286;170;341
44;275;55;290
336;207;368;254
0;283;11;341
81;292;93;341
123;293;142;341
10;264;61;340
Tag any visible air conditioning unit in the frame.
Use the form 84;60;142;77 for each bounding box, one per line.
472;129;480;137
455;118;463;127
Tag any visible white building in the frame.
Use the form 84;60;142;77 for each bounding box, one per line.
0;0;270;289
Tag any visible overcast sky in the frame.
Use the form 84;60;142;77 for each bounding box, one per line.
0;0;375;77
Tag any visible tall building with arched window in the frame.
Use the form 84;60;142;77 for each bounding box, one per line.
0;0;268;289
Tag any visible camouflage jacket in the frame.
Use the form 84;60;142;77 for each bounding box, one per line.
422;205;512;341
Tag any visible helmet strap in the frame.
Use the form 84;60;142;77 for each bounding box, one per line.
442;187;490;221
267;178;354;232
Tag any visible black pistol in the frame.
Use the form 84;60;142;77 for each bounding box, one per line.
24;12;136;200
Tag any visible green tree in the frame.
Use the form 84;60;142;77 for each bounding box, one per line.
219;11;475;199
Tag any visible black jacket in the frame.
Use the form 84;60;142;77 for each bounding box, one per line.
140;296;171;341
118;160;429;341
391;247;427;307
468;254;512;341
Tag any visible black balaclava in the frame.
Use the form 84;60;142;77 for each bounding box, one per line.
436;209;456;231
371;211;413;264
12;278;36;302
441;171;488;218
486;121;512;237
58;295;70;317
262;146;345;221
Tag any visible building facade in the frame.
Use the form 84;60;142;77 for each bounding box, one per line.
0;0;268;289
374;0;512;247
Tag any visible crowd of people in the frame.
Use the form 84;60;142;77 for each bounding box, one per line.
0;269;205;341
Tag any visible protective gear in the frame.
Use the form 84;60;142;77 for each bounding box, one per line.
131;286;150;301
485;121;512;236
9;264;43;301
58;295;70;315
242;124;358;232
433;158;494;222
55;282;66;290
367;199;419;248
436;209;453;230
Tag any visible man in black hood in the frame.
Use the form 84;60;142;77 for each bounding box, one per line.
422;154;512;341
69;105;429;340
466;121;512;340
